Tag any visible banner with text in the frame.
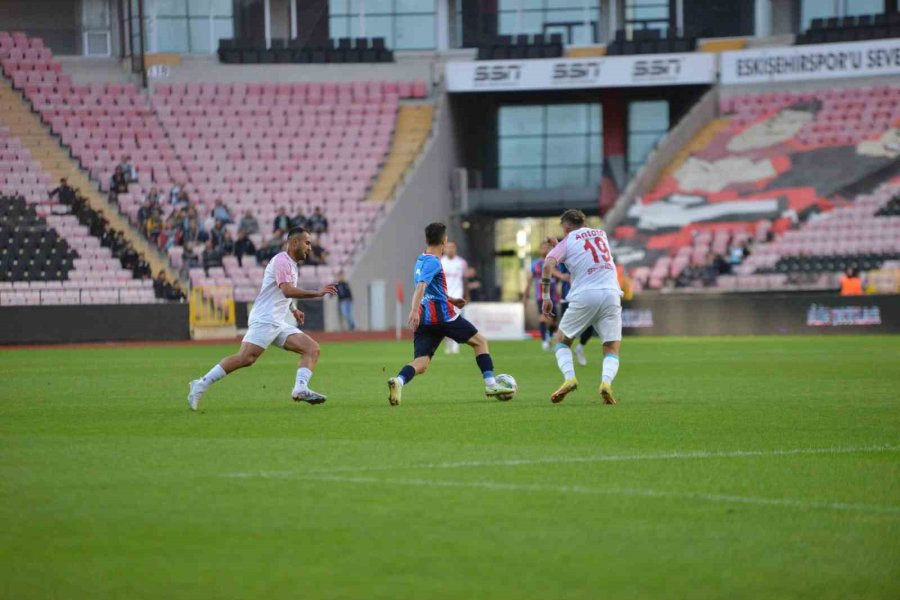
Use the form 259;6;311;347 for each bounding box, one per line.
445;53;716;92
463;302;526;340
721;38;900;84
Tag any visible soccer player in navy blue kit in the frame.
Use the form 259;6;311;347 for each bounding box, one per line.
387;222;514;405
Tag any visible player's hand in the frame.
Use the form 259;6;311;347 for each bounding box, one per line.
449;297;467;309
319;284;338;297
545;236;560;248
542;299;555;318
408;310;420;331
292;308;305;325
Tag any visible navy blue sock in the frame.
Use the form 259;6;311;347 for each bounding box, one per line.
398;364;416;385
539;322;547;341
475;353;494;381
580;328;593;345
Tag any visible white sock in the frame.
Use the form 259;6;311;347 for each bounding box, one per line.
602;354;619;384
201;364;226;386
555;345;576;379
484;375;497;386
295;367;312;391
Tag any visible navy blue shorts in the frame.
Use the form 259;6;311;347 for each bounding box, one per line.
413;317;479;358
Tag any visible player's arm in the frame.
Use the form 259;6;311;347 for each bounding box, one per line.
551;265;569;281
291;304;305;325
523;270;533;301
278;282;338;300
463;260;471;303
540;257;559;318
408;281;427;330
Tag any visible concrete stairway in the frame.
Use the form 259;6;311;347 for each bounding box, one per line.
0;78;180;283
367;103;435;202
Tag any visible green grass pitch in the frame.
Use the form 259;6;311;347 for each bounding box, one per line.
1;336;899;600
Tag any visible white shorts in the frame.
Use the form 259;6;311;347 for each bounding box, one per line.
558;290;622;343
242;321;302;349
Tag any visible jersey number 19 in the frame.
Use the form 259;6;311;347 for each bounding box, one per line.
583;237;611;264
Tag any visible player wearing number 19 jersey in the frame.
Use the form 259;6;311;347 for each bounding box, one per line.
540;209;623;405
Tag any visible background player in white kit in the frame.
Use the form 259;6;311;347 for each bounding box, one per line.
187;227;337;411
440;242;469;354
540;210;622;405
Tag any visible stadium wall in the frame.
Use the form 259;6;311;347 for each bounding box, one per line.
348;89;460;330
622;293;900;336
0;304;190;345
146;56;436;87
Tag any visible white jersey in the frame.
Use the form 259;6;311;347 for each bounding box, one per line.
441;255;468;298
547;227;621;301
248;251;298;326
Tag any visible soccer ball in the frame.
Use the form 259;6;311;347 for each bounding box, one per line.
495;373;517;401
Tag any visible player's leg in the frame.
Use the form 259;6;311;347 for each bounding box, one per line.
536;300;551;351
188;341;266;411
460;325;513;398
388;327;439;405
549;300;597;403
281;332;327;404
562;300;588;367
596;294;623;404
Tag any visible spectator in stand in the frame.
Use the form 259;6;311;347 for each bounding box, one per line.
742;240;753;259
111;231;128;257
145;209;162;245
209;219;227;249
307;237;327;265
258;229;285;263
70;189;87;215
160;213;181;250
87;210;109;238
308;207;328;234
174;190;191;209
220;230;235;256
145;186;161;207
118;155;138;183
335;272;355;331
273;207;291;232
212;198;233;224
133;253;152;279
137;198;153;229
840;267;864;296
291;208;308;229
153;270;170;299
169;181;185;205
100;226;116;249
234;230;257;267
109;166;129;202
184;218;208;247
728;243;744;266
181;243;200;276
167;281;186;301
238;209;259;235
49;178;76;205
201;239;223;276
120;242;139;271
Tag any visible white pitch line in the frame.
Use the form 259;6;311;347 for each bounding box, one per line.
222;444;900;479
231;472;900;516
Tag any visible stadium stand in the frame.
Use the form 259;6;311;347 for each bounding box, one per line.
2;30;433;305
606;29;696;55
476;34;564;60
219;37;396;64
367;104;434;202
796;12;900;45
614;84;900;292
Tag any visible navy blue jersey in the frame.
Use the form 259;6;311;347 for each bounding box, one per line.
414;253;458;325
558;263;572;300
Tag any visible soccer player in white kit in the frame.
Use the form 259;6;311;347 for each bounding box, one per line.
440;242;469;354
187;227;338;411
540;210;622;405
